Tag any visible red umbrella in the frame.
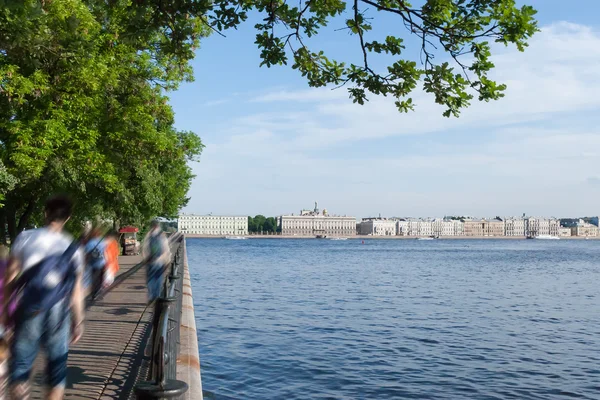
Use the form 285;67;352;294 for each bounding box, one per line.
119;226;139;233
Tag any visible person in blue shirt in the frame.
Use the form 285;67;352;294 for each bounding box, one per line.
84;228;107;300
142;221;170;304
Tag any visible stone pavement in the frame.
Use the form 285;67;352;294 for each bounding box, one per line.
30;255;154;400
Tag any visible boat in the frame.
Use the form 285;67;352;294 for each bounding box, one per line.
225;236;247;240
330;237;348;241
315;234;327;239
534;235;560;240
418;235;438;241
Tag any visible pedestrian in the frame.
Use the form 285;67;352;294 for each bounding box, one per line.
84;227;107;300
3;195;85;400
102;230;120;289
142;220;170;304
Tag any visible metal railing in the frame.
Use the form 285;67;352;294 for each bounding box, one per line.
135;233;189;399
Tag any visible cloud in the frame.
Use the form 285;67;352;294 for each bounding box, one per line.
184;22;600;218
202;99;229;107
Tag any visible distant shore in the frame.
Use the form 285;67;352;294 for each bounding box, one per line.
184;234;598;240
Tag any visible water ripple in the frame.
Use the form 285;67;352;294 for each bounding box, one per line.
188;239;600;399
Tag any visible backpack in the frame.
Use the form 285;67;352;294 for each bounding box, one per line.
15;242;80;319
86;239;105;270
148;233;163;262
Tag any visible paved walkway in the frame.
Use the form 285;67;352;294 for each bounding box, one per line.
30;256;153;400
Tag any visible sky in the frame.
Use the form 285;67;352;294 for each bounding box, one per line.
170;0;600;219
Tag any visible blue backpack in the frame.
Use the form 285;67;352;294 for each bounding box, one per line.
16;241;80;318
85;238;105;270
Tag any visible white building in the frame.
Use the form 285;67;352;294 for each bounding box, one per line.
418;220;433;237
558;227;571;237
396;219;434;237
504;218;525;236
178;214;248;236
526;217;560;237
571;220;599;237
359;218;396;236
279;202;356;237
549;219;560;236
432;219;464;236
397;220;409;236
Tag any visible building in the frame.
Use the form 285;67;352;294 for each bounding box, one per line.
526;217;560;237
558;227;571;237
279;202;356;237
395;218;440;237
462;219;504;237
432;219;464;236
464;219;485;237
359;218;396;236
417;220;433;237
397;220;409;236
178;214;248;236
549;219;560;237
484;218;505;237
571;220;599;237
505;218;525;236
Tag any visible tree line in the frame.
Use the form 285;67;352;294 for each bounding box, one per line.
248;216;279;234
0;1;537;242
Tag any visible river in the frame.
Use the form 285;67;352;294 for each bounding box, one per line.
187;238;599;399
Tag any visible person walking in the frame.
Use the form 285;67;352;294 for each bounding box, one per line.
3;195;85;400
102;230;120;289
142;220;170;304
84;227;107;300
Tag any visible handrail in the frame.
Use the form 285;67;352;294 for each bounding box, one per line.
134;233;188;399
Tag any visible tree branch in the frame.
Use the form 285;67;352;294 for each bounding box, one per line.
354;0;372;74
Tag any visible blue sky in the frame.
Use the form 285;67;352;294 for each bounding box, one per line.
171;0;600;219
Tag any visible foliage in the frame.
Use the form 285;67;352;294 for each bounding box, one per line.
248;215;278;233
208;0;537;117
0;161;16;206
0;0;206;242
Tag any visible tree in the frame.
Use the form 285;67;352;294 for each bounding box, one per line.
0;0;205;241
253;215;267;232
248;216;258;233
263;217;277;233
209;0;537;117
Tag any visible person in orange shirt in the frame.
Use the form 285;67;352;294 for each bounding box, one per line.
102;230;120;288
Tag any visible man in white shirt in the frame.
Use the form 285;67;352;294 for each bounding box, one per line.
3;195;85;400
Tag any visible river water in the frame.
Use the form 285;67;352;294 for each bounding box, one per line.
186;238;600;399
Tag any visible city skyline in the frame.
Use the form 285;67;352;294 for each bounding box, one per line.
179;209;598;222
172;1;600;218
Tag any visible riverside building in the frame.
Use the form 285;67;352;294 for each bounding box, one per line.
525;217;560;237
432;219;464;236
178;214;248;236
463;218;505;237
279;203;356;237
504;217;526;236
359;218;397;236
571;220;599;237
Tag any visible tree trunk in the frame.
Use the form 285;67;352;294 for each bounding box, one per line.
0;209;6;245
5;203;16;243
17;197;38;233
